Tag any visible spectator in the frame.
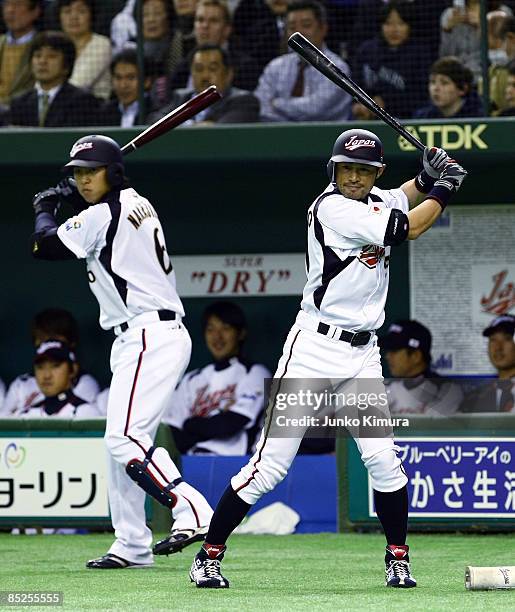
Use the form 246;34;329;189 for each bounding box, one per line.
413;56;485;118
440;0;512;82
21;340;100;418
95;386;109;416
162;301;271;455
8;30;101;126
352;90;385;121
166;0;261;95
379;320;463;416
149;44;260;124
232;0;287;72
99;48;156;125
58;0;112;99
498;58;515;114
459;314;515;413
111;0;196;67
1;308;99;416
352;0;431;119
0;0;42;105
141;0;175;76
351;0;449;62
255;0;352;122
489;15;515;114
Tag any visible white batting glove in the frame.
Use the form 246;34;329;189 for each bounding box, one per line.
423;147;450;179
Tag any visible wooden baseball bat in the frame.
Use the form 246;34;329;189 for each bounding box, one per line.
120;85;222;155
287;32;425;152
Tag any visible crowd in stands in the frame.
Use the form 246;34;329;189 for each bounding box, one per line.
1;0;515;128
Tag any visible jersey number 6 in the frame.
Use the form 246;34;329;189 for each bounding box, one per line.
154;228;173;274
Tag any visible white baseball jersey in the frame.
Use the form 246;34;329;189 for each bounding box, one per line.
163;357;271;455
21;394;100;419
386;376;463;416
1;371;99;416
56;187;184;329
301;184;409;331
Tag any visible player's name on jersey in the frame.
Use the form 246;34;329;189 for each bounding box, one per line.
173;253;306;296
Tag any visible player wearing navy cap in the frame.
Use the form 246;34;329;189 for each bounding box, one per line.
30;134;213;568
189;129;467;590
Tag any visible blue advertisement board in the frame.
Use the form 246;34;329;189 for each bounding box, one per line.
367;438;515;518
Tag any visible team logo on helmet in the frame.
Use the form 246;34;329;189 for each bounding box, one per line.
70;141;93;157
358;245;385;269
344;135;377;152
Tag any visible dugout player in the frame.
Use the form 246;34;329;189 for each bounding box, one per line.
1;308;99;416
189;129;467;589
30;134;213;568
162;301;270;456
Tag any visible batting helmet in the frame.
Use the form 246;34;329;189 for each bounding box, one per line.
64;135;124;188
327;129;384;182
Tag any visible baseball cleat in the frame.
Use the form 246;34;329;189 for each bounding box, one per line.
86;553;153;569
189;545;229;588
153;526;208;555
384;544;417;588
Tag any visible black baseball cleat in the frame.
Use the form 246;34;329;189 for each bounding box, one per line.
189;544;229;588
86;553;153;569
385;544;417;588
153;526;208;555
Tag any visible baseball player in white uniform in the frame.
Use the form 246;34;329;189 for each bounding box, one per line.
1;308;99;417
162;301;270;456
30;134;213;568
21;340;100;419
189;129;467;589
379;320;463;416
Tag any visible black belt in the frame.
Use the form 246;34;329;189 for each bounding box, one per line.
119;310;176;333
317;322;373;347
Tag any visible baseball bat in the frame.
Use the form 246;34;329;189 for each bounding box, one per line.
120;85;222;155
287;32;425;152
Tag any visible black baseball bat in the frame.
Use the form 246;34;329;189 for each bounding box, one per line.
287;32;425;152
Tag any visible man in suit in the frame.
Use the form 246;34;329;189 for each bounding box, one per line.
8;30;100;127
99;48;155;126
459;314;515;412
0;0;42;105
166;0;261;94
148;44;259;125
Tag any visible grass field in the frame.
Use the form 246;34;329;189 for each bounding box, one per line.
2;532;515;611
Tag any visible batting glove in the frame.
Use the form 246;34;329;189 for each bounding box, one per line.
415;147;451;193
56;177;88;213
32;188;61;216
426;162;467;210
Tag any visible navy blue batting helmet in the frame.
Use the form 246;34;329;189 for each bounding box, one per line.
64;135;124;187
327;129;384;181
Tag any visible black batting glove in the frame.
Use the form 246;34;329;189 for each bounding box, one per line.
415;147;451;193
32;188;61;216
56;177;88;214
426;162;467;210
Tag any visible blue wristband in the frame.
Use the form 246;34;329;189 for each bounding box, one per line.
414;170;436;194
424;184;452;211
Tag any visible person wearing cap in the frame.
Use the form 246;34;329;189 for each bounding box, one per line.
1;308;100;417
459;314;515;413
187;129;468;590
29;133;213;569
379;320;463;416
21;339;100;419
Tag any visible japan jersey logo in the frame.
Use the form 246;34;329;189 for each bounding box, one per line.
358;245;385;269
344;136;376;151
